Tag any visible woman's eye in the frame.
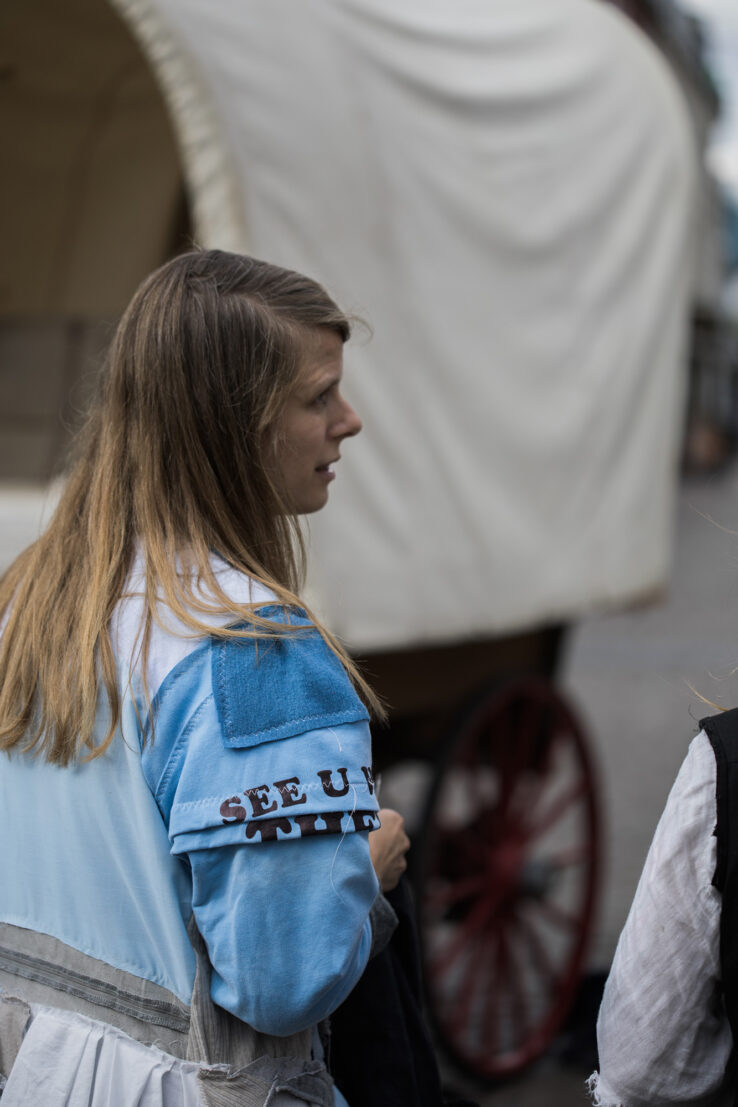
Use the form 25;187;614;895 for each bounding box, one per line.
312;389;332;407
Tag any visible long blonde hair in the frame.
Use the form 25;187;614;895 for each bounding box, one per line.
0;249;383;766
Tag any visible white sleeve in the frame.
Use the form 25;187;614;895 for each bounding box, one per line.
590;730;732;1107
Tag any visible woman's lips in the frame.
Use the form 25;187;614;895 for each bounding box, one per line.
315;461;337;481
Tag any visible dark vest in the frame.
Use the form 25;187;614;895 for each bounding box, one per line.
701;708;738;1102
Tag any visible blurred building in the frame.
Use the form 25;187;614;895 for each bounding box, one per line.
0;0;190;481
617;0;728;310
609;0;738;469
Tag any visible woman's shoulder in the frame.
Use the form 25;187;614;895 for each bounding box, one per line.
209;554;276;609
112;553;278;699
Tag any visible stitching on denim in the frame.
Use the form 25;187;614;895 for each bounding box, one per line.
223;708;368;747
0;945;190;1032
173;777;371;811
154;694;215;811
212;618;364;745
173;809;381;843
214;638;233;738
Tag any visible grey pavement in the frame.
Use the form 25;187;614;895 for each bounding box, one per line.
564;461;738;968
4;465;738;1104
452;1062;589;1107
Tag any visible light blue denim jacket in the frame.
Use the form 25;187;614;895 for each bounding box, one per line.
0;604;380;1042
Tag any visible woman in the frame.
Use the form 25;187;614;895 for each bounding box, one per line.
0;249;410;1107
589;707;737;1107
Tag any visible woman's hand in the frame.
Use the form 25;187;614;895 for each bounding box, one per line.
369;808;410;892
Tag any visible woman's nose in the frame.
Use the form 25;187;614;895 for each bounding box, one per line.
335;397;362;439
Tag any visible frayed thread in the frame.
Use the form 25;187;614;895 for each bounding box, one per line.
586;1071;623;1107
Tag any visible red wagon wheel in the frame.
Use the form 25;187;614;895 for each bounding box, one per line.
415;678;599;1082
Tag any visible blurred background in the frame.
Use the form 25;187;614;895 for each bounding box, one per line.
2;0;738;1102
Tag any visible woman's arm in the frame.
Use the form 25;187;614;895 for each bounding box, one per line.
591;731;731;1107
188;826;377;1035
141;619;384;1037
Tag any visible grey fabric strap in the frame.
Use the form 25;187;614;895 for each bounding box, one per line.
369;893;398;958
0;921;190;1055
0;920;334;1106
0;995;31;1090
198;1056;334;1107
184;919;332;1107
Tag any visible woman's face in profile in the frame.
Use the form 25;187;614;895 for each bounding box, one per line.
271;329;362;515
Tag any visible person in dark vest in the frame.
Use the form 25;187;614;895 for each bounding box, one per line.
589;708;738;1105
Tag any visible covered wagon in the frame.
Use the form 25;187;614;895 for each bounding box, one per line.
2;0;699;1078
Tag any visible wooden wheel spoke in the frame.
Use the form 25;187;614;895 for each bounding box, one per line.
525;776;587;840
505;726;569;827
536;895;581;933
545;844;596;870
502;926;529;1045
480;929;503;1056
445;931;489;1037
429;895;494;978
515;909;560;994
507;765;551;826
495;702;547;811
424;874;487;914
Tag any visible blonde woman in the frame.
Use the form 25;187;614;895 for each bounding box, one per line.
0;250;409;1107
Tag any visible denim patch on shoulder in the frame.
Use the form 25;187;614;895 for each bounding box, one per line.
211;606;369;749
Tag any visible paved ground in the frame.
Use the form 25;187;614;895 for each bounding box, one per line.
4;464;738;1103
457;1063;589;1107
564;462;738;967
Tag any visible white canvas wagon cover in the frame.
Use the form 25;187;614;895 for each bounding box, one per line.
114;0;696;651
